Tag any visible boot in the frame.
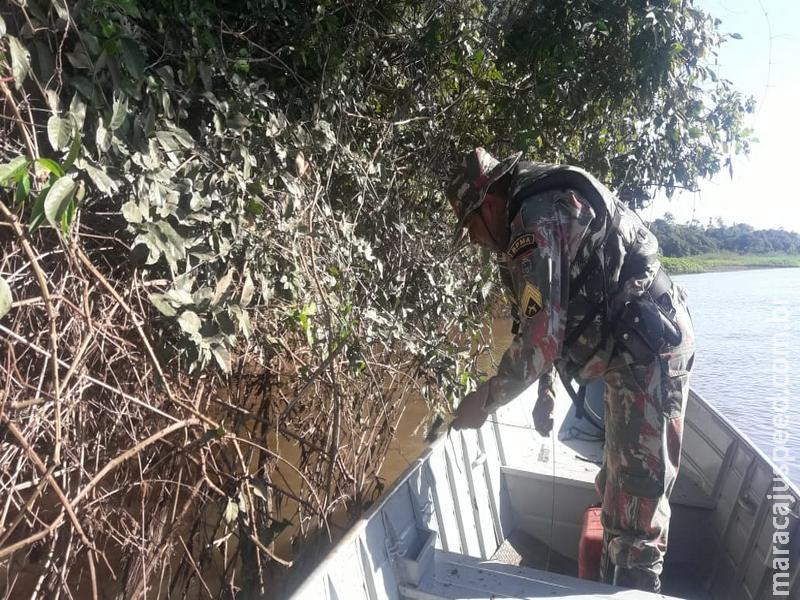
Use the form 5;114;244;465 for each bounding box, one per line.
613;566;661;594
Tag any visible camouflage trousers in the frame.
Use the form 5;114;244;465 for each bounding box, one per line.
595;290;695;592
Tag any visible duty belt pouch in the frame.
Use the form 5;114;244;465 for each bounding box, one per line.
611;290;682;365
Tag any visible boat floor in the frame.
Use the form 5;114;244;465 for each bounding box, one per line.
490;529;709;598
490;529;578;576
491;388;714;599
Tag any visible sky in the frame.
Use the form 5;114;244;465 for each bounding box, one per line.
640;0;800;232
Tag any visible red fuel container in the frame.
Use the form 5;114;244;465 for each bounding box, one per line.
578;506;604;580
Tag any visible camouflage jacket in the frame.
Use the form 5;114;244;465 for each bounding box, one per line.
486;162;660;411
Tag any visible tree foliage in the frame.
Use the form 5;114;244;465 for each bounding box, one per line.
0;0;753;596
651;217;800;257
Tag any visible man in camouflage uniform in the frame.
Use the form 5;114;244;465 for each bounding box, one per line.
446;148;695;593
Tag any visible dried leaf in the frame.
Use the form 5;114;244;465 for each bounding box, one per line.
223;499;239;525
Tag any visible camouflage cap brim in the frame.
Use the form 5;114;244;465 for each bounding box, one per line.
448;149;523;245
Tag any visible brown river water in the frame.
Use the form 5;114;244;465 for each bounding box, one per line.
379;317;515;492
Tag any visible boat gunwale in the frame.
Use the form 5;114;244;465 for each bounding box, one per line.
687;388;800;497
289;433;449;597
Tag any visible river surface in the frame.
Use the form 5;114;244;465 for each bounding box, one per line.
673;267;800;483
383;267;800;486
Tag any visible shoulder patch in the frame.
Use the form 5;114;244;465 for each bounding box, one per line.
508;233;537;258
520;283;543;318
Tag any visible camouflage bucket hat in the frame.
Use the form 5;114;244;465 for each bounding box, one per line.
446;148;522;242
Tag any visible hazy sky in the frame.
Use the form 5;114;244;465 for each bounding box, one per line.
641;0;800;232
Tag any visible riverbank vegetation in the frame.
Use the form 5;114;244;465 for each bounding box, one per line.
661;253;800;274
650;215;800;256
0;1;753;597
650;215;800;273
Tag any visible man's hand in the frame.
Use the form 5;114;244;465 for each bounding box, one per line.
451;383;490;430
533;384;555;436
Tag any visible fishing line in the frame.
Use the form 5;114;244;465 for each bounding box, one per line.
483;418;557;571
546;428;556;572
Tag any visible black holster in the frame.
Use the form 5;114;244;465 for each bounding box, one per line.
611;269;681;365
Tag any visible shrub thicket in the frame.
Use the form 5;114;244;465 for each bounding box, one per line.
0;1;752;597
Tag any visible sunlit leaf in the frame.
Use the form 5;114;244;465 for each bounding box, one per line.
47;116;73;151
0;277;12;319
36;158;65;178
178;310;202;335
223;499;239;525
82;163;119;196
110;95;128;131
121;200;143;223
8;36;31;89
148;293;177;317
0;156;29;187
213;345;231;372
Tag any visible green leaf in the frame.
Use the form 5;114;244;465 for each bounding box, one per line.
63;124;82;172
249;478;268;501
60;198;75;235
36;158;65;178
120;37;146;79
28;187;48;233
82;163;119;196
178;310;202;336
167;126;194;149
69;76;95;100
8;36;31;89
110;95;128;131
0;156;29;187
0;277;12;319
43;176;77;226
15;173;31;204
66;48;92;70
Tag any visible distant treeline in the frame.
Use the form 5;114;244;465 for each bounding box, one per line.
649;215;800;257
